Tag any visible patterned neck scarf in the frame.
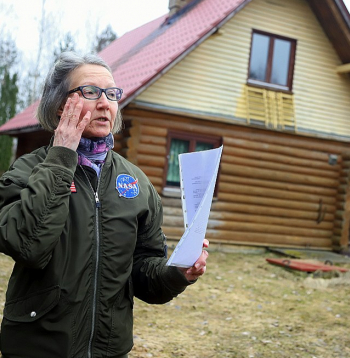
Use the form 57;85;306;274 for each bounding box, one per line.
77;133;114;176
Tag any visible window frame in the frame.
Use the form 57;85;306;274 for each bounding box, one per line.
162;131;222;197
247;30;297;92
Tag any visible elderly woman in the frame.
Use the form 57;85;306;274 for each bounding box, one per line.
0;52;208;358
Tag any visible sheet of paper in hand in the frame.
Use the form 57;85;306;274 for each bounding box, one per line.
166;145;223;268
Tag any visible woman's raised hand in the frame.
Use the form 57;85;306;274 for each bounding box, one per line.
53;93;91;151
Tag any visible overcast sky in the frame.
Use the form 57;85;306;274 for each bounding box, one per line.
1;0;350;59
0;0;169;54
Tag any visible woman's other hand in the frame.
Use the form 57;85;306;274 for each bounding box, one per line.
179;239;209;281
53;93;91;151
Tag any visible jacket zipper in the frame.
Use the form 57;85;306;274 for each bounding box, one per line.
80;165;102;358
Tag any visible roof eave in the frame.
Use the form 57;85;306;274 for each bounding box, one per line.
307;0;350;63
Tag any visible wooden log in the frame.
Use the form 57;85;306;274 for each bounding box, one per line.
162;205;334;230
219;182;336;205
139;165;164;178
163;214;333;238
333;220;343;228
219;174;337;196
138;154;165;168
204;219;332;238
139;135;167;146
208;211;333;230
140;125;167;138
162;226;332;248
339;176;349;184
221;153;339;178
223;137;330;162
336;202;345;210
221;163;339;188
342;152;350;160
223;145;340;172
124;110;350;155
333;228;342;236
161;197;182;208
211;201;334;222
337;184;348;194
332;235;341;246
147;176;163;186
204;229;333;248
163;216;184;227
137;143;166;156
341;160;350;168
217;192;335;213
335;210;344;220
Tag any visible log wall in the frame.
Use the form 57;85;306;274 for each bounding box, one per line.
120;107;350;250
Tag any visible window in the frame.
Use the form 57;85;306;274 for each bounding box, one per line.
248;30;296;91
164;132;221;193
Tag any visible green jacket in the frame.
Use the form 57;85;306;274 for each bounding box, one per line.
0;144;191;358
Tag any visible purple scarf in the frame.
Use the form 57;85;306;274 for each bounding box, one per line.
77;133;114;176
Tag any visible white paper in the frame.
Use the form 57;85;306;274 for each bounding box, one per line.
166;145;223;268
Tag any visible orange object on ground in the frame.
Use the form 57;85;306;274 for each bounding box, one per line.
266;258;349;273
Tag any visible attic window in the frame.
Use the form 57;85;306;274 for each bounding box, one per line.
248;30;296;92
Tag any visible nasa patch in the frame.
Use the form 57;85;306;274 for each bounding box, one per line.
116;174;139;198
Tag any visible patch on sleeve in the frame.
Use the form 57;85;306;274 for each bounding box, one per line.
70;181;77;193
116;174;139;198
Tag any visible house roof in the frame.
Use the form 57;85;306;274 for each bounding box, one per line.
1;0;349;134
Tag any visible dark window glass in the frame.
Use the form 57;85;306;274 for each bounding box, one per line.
248;31;296;90
249;33;270;82
165;134;221;188
166;139;190;186
195;142;214;152
271;39;291;86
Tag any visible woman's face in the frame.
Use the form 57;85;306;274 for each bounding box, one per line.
66;64;119;138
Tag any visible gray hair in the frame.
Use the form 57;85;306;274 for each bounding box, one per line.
36;51;122;133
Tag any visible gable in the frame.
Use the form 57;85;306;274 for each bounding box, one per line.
135;0;350;139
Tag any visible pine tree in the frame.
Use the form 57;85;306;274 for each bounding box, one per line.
0;38;19;174
93;25;117;53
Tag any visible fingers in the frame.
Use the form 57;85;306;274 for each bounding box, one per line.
182;249;209;281
53;93;90;151
60;94;83;128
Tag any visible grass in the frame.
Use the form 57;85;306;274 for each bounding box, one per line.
0;249;349;358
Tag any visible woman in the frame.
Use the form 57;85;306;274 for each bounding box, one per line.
0;52;208;358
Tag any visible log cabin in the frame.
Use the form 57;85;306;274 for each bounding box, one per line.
1;0;350;251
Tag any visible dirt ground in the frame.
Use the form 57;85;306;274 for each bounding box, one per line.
130;247;350;358
0;247;349;358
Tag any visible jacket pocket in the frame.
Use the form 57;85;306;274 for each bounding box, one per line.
3;285;60;323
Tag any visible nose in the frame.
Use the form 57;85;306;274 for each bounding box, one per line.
96;92;110;109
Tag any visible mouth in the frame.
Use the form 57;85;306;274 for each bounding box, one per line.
94;117;110;122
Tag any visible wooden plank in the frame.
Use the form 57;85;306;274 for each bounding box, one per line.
139;134;167;146
139;165;164;178
137;143;166;156
212;201;334;221
221;163;339;187
222;146;340;175
224;137;331;162
219;174;337;196
163;215;331;238
162;227;332;248
218;192;336;213
162;206;333;230
138;154;165;168
219;182;336;205
124;113;350;155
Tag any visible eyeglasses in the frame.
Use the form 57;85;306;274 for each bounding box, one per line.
68;85;123;101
